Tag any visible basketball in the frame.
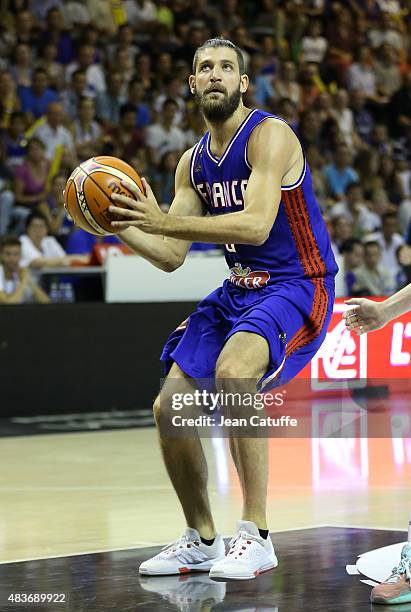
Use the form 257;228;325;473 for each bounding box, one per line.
64;156;144;235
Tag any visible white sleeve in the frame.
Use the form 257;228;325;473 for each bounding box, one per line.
44;237;66;258
0;267;5;291
20;236;42;267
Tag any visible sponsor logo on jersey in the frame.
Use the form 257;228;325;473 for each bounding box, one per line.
229;262;270;289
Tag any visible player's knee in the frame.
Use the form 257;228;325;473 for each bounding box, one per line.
216;357;250;384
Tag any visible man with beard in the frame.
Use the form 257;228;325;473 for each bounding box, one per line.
109;38;338;580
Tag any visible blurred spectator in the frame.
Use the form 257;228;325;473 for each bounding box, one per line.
331;215;353;252
32;102;75;161
95;71;124;128
340;238;364;295
87;0;118;36
152;150;179;206
66;228;121;255
368;12;403;51
124;0;157;30
324;145;359;201
274;62;300;108
107;103;144;159
379;155;405;204
19;212;87;279
350;89;375;145
299;63;322;110
330;182;381;238
13;138;50;224
10;43;32;88
246;54;276;109
66;43;106;96
127;77;151;129
18;67;58;122
0;235;50;304
14;9;37;47
374;43;402;98
387;72;411;139
39;7;75;65
60;69;93;120
300;19;328;65
44;174;73;241
370;123;393;156
0;142;14;235
146;98;186;167
0;70;21;129
351;240;396;296
134;53;154;91
367;212;405;278
347;48;376;98
72;96;102;160
154;75;186;126
2;111;26;169
36;42;65;91
331;89;360;150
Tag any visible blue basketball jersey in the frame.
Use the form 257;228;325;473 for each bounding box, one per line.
189;108;338;289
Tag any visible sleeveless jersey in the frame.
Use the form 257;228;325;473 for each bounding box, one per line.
189;108;338;289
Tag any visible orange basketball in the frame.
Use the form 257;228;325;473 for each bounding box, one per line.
64;156;144;235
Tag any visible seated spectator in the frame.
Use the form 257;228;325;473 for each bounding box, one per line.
246;54;276;110
386;72;411;139
274;62;301;108
331;89;360;150
9;43;32;88
2;111;26;170
126;77;151;129
39;7;75;66
151;150;179;207
340;238;364;295
330;182;381;239
87;0;118;36
350;89;375;145
124;0;157;30
72;96;102;160
44;174;73;243
60;69;93;120
366;211;405;279
32;101;76;161
379;155;404;204
18;67;58;123
19;212;88;280
351;240;396;296
154;75;187;127
66;43;106;96
368;12;403;52
331;215;353;252
146;98;186;167
0;235;50;304
0;141;14;235
13;138;50;229
0;70;21;129
95;71;124;129
324;145;359;201
374;43;402;99
300;19;328;65
347;48;376;98
106;103;144;160
35;42;64;91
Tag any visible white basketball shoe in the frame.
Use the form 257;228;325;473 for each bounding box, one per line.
209;520;278;580
139;528;226;576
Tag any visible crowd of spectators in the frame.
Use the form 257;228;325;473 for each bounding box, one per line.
0;0;410;303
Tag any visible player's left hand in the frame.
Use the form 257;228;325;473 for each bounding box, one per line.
109;178;166;235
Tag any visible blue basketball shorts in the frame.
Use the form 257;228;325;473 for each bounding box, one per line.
161;277;335;391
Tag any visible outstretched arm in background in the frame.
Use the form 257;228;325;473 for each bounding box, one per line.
344;283;411;334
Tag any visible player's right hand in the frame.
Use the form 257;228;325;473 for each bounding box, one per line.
343;298;388;335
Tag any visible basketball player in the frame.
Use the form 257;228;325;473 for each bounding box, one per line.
345;287;411;604
109;38;338;580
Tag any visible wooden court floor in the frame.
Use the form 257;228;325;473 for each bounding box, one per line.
1;428;411;610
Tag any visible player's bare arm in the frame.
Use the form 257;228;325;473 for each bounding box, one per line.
114;149;205;272
110;120;298;246
344;283;411;334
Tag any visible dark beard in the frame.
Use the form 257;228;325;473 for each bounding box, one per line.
197;87;242;123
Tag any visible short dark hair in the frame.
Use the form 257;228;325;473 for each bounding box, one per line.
340;238;362;254
162;97;178;110
1;235;21;250
119;103;137;118
33;67;47;77
363;240;381;250
192;38;245;75
25;211;48;231
382;212;397;223
345;181;361;194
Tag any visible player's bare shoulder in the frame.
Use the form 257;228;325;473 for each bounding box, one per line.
247;117;303;184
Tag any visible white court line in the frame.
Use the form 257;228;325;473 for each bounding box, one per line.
0;542;160;565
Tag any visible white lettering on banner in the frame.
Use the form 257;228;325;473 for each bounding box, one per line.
311;303;367;390
390;322;411;366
